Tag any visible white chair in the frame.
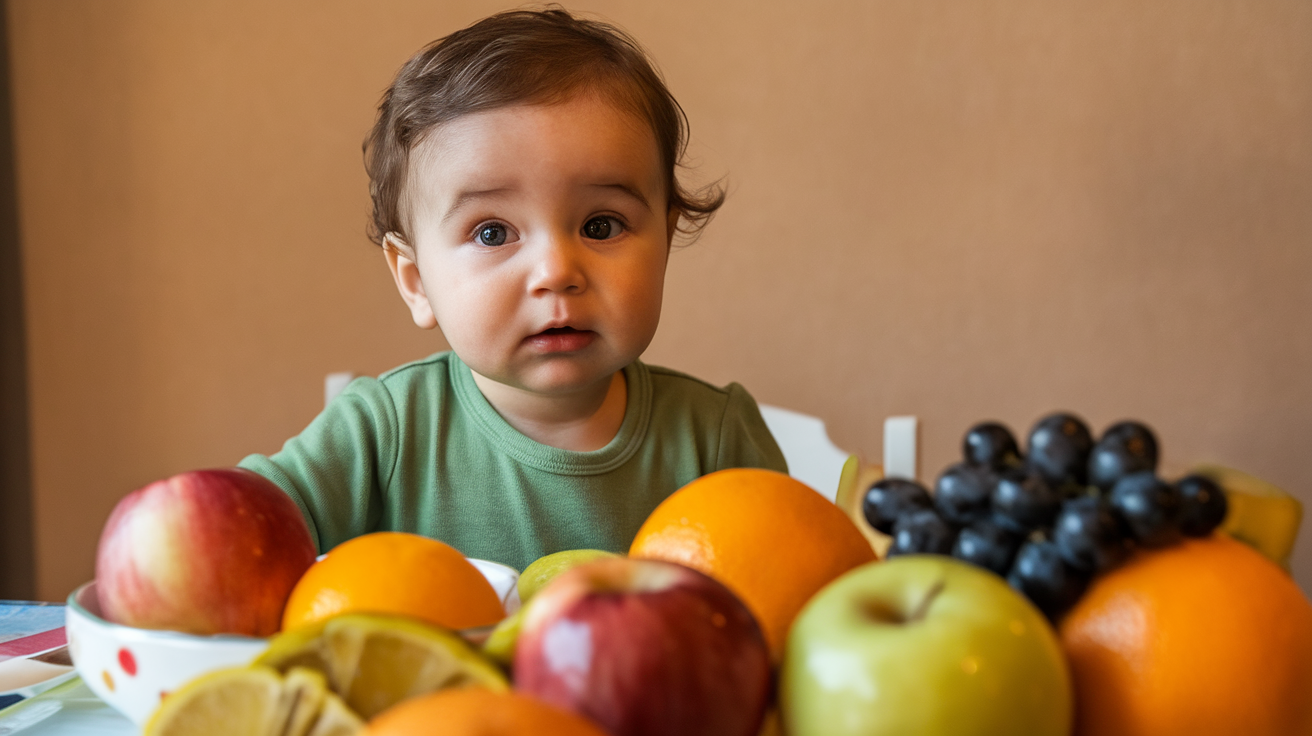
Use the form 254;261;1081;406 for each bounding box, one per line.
759;405;921;501
757;405;850;501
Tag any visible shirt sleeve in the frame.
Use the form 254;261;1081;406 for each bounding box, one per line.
237;377;398;553
713;383;789;475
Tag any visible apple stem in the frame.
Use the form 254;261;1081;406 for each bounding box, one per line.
908;579;945;623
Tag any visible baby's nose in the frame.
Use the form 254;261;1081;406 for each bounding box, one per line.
526;236;587;294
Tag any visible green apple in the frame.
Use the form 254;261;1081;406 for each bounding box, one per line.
483;549;620;665
517;548;619;602
481;605;523;666
780;556;1072;736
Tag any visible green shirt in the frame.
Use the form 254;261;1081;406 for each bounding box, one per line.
239;352;786;572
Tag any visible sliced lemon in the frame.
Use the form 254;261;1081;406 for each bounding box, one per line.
833;455;891;558
1194;464;1304;569
304;688;365;736
258;612;508;720
284;667;364;736
143;665;362;736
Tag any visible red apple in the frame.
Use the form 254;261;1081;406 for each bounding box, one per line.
95;467;316;637
513;557;771;736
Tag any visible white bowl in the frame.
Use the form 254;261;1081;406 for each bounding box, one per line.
67;558;520;724
468;558;522;615
65;581;269;725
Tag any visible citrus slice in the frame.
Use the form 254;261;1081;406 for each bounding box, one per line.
143;665;362;736
257;613;508;720
833;455;891;557
283;668;364;736
1194;464;1304;569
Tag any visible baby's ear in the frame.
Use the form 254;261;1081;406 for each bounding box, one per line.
382;233;438;329
666;207;680;247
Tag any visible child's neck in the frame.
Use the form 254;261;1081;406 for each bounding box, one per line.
471;370;627;452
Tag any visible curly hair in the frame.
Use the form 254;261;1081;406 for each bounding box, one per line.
363;7;724;248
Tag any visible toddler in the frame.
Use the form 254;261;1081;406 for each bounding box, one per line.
240;8;786;572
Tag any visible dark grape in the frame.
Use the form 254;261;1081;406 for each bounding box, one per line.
1101;421;1159;463
991;471;1061;534
1053;496;1131;573
1026;412;1093;487
862;478;933;534
934;463;996;526
963;422;1022;472
1088;421;1159;492
1175;474;1228;537
1109;471;1182;547
952;520;1021;576
888;509;957;557
1008;540;1091;621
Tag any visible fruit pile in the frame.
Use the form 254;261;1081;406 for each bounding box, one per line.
87;460;1312;736
91;468;880;736
861;413;1229;619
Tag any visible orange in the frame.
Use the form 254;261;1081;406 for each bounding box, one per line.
281;532;504;632
366;687;607;736
1060;534;1312;736
629;468;876;657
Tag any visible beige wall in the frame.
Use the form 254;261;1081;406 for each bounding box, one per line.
8;0;1311;600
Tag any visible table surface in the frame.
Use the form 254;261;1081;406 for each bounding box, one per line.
1;600;133;734
0;677;133;735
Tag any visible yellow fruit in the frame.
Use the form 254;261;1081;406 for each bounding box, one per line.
481;607;523;667
630;468;877;658
366;687;608;736
258;613;507;720
484;549;626;666
832;455;890;557
281;532;505;632
1194;464;1303;569
143;665;362;736
1060;535;1312;736
518;549;619;602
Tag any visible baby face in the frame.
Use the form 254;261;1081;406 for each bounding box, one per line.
390;94;673;399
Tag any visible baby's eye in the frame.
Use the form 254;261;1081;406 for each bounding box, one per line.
476;223;510;246
582;216;624;241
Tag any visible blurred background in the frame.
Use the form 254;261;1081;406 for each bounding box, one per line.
0;0;1308;601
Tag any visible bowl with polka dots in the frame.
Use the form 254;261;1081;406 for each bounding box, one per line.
64;580;270;724
64;558;521;725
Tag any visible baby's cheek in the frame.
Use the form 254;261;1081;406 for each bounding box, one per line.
614;276;665;345
431;298;497;356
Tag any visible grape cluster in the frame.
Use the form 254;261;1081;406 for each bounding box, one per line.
861;413;1228;620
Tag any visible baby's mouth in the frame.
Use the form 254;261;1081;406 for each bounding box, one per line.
525;326;596;353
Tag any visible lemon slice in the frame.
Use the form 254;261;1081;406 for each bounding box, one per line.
257;613;508;720
1195;464;1304;569
143;665;362;736
833;455;891;558
283;668;364;736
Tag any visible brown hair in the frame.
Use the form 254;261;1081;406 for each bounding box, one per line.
363;7;724;248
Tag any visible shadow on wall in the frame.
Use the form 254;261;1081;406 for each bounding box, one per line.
0;4;34;601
